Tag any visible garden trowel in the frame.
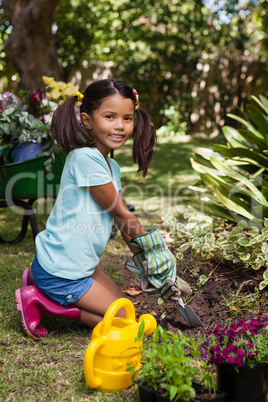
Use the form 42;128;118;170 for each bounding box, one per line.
177;296;204;328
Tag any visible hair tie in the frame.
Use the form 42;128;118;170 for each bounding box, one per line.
75;91;84;102
133;88;139;110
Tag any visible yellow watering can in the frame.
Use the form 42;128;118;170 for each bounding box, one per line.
84;298;157;392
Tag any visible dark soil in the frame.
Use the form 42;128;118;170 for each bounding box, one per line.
120;248;266;338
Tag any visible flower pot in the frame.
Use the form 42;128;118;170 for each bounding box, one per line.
136;380;226;401
217;363;268;402
11;140;44;163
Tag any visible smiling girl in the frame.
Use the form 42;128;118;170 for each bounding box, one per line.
15;79;190;340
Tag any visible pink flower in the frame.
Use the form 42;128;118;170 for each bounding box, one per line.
0;91;20;112
138;17;149;24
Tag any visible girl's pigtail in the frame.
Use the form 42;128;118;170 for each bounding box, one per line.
50;96;96;153
132;108;156;177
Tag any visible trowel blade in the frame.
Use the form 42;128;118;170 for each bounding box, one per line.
177;297;204;328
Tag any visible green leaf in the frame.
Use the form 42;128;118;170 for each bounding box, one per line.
4;107;16;116
210;157;268;206
261;242;268;253
255;176;268;198
137;319;145;341
184;199;239;222
192;153;216;169
259;280;268;290
227;113;264;139
248;226;260;234
18;133;28;142
180;243;191;253
192;248;197;256
262;227;268;236
247;105;268;135
170;385;178;401
200;172;253;204
249;234;266;245
1;123;11;134
198;275;207;285
251;95;268;114
205;233;214;243
230;227;241;236
238;238;250;246
263;270;268;280
190;157;225;177
222;126;248;147
214;147;268;169
237;220;248;230
45;163;52;172
193;147;224;161
252;206;268;218
239;253;251;261
201;174;255;220
176;252;183;260
238;128;267;150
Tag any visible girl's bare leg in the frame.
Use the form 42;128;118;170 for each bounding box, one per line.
73;267;126;327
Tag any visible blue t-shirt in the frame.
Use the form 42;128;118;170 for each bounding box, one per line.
36;147;122;280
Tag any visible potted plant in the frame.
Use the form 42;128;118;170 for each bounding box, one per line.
0;88;61;170
0;77;80;172
127;324;226;401
200;316;268;402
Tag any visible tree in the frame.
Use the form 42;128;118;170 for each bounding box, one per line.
1;0;267;130
2;0;62;90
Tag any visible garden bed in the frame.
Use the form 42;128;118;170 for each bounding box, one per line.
118;246;266;338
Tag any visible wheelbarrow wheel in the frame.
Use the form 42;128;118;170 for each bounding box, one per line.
0;199;39;244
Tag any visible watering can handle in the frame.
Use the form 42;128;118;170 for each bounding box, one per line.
84;337;106;389
100;298;136;336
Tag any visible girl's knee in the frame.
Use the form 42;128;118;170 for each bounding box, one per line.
116;307;126;318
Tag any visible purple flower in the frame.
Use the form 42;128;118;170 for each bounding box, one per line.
0;89;50;119
200;316;268;368
228;357;235;365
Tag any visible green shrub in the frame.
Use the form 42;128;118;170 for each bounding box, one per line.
163;212;268;290
157;103;188;137
188;95;268;226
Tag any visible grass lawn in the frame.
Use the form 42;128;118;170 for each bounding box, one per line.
0;135;214;401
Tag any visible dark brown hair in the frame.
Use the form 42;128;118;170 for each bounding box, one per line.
50;79;156;176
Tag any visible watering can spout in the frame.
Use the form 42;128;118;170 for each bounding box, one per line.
139;314;157;334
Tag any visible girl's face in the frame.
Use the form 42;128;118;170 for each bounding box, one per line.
81;94;134;158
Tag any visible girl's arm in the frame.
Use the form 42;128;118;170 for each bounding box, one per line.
118;190;143;254
88;183;146;253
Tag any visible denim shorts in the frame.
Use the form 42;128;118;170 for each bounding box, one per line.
31;255;94;305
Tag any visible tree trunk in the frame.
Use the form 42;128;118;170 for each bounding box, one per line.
3;0;62;91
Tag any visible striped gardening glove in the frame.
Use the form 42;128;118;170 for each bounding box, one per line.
125;228;191;299
125;252;191;299
125;251;167;295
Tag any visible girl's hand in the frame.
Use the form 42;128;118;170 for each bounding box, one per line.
125;250;191;298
